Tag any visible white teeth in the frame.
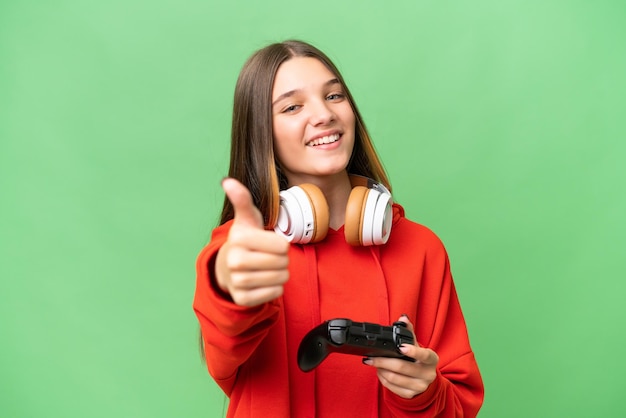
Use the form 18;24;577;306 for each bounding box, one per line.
307;134;340;146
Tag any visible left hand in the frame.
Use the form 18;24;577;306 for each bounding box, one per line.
362;315;439;399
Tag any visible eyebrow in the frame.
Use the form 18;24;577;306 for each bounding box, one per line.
271;78;341;107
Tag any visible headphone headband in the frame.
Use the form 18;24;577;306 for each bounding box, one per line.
349;175;392;200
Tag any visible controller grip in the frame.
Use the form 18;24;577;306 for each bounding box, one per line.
297;324;330;372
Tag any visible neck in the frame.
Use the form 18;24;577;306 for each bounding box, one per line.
319;175;352;230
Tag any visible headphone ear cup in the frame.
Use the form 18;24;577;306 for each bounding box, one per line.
274;184;329;244
298;183;329;243
344;185;393;246
362;187;393;246
344;186;369;246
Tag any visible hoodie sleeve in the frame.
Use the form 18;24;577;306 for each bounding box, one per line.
382;221;484;417
192;221;281;395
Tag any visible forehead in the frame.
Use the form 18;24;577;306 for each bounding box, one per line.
272;57;337;98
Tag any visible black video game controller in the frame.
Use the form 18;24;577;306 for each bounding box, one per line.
297;318;416;372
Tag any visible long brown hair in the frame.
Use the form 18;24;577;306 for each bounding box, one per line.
219;40;391;227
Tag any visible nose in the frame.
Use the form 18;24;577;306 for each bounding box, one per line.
309;99;335;126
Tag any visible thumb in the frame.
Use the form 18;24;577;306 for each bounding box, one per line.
222;178;265;229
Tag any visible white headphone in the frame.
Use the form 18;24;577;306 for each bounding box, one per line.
274;175;393;246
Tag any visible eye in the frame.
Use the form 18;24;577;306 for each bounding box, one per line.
282;104;301;113
326;93;345;101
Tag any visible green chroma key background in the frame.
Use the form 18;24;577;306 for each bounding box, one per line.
1;1;625;417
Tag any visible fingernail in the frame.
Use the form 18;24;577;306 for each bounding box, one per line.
362;357;373;365
401;313;409;320
399;345;410;354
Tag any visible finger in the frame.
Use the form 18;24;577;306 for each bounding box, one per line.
230;285;285;307
222;177;264;229
376;369;428;399
365;356;419;377
396;315;424;353
366;355;437;389
228;226;290;254
226;248;289;272
230;269;290;290
364;346;437;375
397;314;415;333
400;344;439;366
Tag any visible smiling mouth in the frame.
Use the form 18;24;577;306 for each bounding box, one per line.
306;133;340;147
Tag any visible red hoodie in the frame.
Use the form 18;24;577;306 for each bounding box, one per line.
193;204;484;417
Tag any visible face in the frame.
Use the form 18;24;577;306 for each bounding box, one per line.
271;57;356;186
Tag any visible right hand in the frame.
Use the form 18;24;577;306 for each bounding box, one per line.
215;178;290;307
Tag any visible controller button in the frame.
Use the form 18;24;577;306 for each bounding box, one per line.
330;329;346;344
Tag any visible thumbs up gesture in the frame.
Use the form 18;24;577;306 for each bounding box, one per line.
215;178;291;307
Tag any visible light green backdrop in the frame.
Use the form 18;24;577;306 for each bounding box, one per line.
2;1;625;417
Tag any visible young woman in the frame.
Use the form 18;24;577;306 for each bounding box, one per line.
193;40;484;417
